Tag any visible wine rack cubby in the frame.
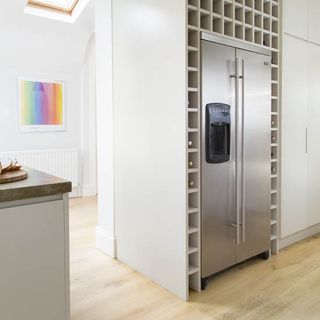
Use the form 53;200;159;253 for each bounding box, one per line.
187;0;280;294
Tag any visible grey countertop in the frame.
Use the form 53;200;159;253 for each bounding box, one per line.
0;168;72;202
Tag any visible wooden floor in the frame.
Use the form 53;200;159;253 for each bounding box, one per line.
70;196;320;320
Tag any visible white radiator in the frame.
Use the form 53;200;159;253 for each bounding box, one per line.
0;149;79;190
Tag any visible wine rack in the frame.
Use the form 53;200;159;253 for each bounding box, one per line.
186;0;281;294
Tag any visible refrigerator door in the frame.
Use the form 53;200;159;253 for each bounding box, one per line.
235;48;271;262
201;40;237;277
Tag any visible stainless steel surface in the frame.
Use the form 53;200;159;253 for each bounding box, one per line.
201;40;237;277
201;38;271;279
201;32;271;57
235;48;271;263
234;57;241;245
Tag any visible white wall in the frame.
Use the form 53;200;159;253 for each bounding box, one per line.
0;1;95;192
0;68;82;151
113;0;187;300
0;1;93;150
81;35;97;196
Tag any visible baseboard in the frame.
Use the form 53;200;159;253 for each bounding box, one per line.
69;187;81;198
82;185;97;197
96;226;117;258
279;223;320;249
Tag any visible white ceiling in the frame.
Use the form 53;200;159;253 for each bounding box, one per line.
0;0;95;69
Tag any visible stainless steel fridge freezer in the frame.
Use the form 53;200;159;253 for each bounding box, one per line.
201;33;271;287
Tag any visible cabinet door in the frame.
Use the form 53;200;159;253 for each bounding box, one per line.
281;35;308;237
235;48;271;263
307;43;320;227
0;200;68;320
308;0;320;45
283;0;308;40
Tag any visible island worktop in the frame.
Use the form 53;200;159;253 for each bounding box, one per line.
0;167;72;202
0;168;71;320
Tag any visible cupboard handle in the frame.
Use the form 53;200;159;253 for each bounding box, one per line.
306;128;308;153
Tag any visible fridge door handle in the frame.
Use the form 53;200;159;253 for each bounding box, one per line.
240;59;246;243
231;57;241;245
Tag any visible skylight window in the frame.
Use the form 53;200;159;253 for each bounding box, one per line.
25;0;90;23
27;0;79;13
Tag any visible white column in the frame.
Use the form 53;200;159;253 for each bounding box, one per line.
95;0;116;258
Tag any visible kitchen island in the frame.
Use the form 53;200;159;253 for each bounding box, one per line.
0;168;72;320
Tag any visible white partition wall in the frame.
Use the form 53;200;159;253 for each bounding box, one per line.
112;0;188;300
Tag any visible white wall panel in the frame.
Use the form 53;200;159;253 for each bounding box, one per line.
113;0;187;299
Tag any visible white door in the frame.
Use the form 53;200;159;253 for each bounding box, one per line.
308;0;320;45
283;0;308;40
306;42;320;227
281;35;308;237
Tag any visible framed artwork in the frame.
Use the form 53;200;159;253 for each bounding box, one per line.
18;78;65;132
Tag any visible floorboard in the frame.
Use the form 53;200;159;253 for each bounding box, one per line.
70;197;320;320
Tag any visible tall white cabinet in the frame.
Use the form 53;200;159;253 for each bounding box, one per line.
282;0;320;239
281;35;308;237
306;44;320;228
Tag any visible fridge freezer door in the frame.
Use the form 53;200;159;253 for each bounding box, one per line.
201;40;237;278
235;49;271;263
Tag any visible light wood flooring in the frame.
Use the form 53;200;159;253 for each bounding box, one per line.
70;196;320;320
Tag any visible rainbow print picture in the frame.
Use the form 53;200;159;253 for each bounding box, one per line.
18;78;65;132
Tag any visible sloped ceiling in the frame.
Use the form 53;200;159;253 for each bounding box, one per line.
0;0;94;70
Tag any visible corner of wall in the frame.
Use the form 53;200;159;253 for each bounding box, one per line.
96;226;117;258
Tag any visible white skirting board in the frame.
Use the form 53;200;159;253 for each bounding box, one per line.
70;187;81;198
96;226;117;258
81;184;97;197
279;224;320;250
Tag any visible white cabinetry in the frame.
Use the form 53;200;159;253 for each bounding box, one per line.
283;0;308;40
308;0;320;44
282;35;308;237
284;0;320;45
0;196;69;320
306;43;320;227
282;34;320;238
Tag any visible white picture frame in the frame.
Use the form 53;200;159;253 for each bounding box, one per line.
18;77;65;133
